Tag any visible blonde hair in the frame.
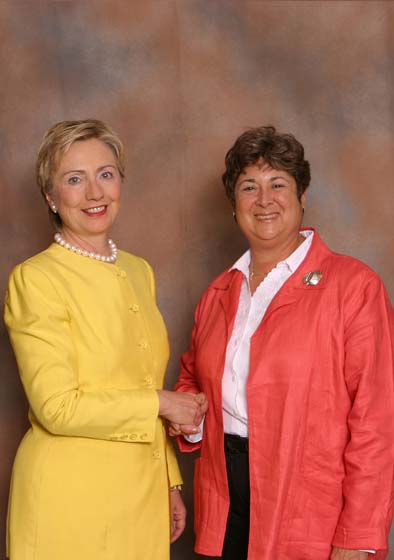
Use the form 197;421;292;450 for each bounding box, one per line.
36;119;125;227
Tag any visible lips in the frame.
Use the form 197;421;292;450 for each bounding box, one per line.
254;212;278;221
82;205;107;217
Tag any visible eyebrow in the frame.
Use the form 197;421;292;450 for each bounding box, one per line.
61;164;116;177
269;175;290;183
238;178;257;184
238;175;290;185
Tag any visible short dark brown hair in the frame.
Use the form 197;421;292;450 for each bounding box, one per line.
222;126;311;206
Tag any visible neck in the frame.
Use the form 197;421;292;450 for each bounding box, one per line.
250;233;304;275
60;228;112;256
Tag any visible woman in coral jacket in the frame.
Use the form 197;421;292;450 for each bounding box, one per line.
172;126;394;560
4;119;207;560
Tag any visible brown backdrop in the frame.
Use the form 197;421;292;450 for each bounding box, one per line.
1;1;393;558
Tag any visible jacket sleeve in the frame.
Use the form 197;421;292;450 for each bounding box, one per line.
174;301;204;453
165;436;183;486
332;272;394;553
4;262;160;443
145;261;183;484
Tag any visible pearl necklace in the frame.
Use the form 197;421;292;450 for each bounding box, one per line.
54;233;118;263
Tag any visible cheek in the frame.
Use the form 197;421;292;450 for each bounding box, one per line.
109;182;122;202
57;192;83;209
289;201;304;222
235;196;252;215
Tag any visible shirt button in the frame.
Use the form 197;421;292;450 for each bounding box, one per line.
153;451;161;459
138;340;148;349
129;304;139;312
144;375;153;385
117;270;127;278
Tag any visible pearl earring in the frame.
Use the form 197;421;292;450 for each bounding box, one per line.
232;211;237;223
50;202;57;214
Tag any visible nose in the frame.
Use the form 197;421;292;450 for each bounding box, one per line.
85;176;104;201
256;185;273;207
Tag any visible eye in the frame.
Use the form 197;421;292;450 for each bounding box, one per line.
67;176;80;185
101;170;114;180
240;183;256;192
272;183;285;190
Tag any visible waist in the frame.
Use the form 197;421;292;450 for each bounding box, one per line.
224;433;249;454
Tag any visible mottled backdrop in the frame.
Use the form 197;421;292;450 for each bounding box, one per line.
1;1;393;558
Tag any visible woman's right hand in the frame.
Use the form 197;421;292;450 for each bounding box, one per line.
157;390;207;427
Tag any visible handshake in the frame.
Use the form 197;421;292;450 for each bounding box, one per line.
157;390;208;437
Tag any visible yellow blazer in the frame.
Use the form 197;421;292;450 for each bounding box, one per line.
4;243;182;560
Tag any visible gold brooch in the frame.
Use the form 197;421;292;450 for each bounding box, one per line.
303;271;323;286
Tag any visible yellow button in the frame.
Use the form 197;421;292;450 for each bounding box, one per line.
117;270;127;278
139;341;148;349
153;451;161;459
144;375;153;385
129;304;139;312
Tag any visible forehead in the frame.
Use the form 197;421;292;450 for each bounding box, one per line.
56;138;116;171
238;159;294;182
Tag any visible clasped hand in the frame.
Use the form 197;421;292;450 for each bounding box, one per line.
157;390;208;434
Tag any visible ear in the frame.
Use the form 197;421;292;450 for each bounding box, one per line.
300;192;306;209
45;193;58;214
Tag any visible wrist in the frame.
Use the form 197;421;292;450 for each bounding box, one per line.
157;390;169;416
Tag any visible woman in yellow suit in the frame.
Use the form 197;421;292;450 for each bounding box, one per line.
4;119;207;560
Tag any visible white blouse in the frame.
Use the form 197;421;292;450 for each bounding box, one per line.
222;230;314;437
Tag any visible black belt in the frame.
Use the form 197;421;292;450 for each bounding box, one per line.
224;433;249;454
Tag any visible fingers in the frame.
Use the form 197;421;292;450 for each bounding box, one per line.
168;422;181;437
195;392;208;409
179;424;200;435
170;490;186;543
158;390;208;426
170;515;186;543
193;392;208;425
168;422;200;437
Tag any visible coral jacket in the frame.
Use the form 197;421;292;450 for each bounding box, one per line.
175;230;394;560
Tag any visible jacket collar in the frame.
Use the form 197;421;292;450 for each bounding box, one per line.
212;229;333;331
211;228;332;291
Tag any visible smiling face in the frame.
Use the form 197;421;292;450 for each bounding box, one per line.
234;159;305;251
46;138;121;242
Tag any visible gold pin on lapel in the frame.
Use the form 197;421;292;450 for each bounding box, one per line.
303;271;323;286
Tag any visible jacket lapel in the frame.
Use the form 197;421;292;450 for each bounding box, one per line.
212;270;244;342
210;230;333;338
260;230;332;324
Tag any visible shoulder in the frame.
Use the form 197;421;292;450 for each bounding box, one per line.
117;250;154;278
326;251;385;291
194;268;241;315
4;248;68;325
7;246;60;287
310;231;385;291
319;249;392;324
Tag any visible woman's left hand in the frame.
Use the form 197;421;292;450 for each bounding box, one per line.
170;489;186;543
